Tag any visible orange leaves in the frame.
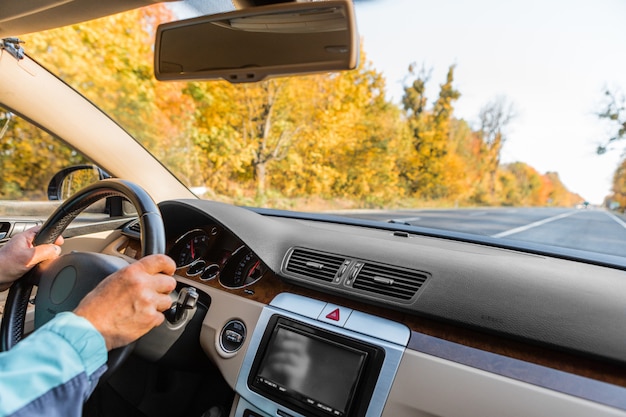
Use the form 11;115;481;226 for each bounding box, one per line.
495;164;580;207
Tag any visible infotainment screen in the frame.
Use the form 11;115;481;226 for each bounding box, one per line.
249;316;384;417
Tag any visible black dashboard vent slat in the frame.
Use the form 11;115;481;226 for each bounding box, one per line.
129;221;141;233
353;263;427;301
286;249;345;282
121;219;141;238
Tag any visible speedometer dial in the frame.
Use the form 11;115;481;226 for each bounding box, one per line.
168;229;213;268
219;246;265;288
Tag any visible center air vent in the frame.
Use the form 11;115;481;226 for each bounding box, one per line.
353;263;428;301
285;248;346;283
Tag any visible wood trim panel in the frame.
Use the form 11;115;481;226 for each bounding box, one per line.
179;265;626;389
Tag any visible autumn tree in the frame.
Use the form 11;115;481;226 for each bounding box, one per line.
610;158;626;210
184;77;308;200
477;97;515;199
447;119;484;203
183;47;404;206
543;172;581;207
496;163;580;207
268;50;404;206
22;5;176;153
497;163;542;206
152;79;198;186
0;110;88;199
182;80;249;196
241;80;302;199
400;64;430;194
315;54;403;205
20;5;214;190
12;5;582;210
401;65;461;199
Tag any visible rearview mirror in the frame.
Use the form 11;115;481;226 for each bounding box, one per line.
154;0;358;83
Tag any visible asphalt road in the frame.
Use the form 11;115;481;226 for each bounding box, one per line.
330;207;626;258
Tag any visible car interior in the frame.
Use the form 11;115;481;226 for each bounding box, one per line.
1;1;626;417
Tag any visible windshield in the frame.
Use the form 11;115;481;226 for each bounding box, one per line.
18;0;626;260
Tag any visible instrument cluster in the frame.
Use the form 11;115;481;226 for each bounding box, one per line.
168;226;266;289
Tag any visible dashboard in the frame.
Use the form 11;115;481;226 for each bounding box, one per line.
114;198;626;417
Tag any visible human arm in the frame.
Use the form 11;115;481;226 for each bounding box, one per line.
0;254;177;416
0;312;107;417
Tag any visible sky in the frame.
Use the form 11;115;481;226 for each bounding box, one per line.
352;0;626;204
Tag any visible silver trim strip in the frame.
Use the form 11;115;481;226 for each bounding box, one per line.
270;293;410;345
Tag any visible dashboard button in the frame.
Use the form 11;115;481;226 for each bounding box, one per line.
220;320;247;353
318;304;352;327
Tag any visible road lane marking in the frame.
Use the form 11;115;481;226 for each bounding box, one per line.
491;211;578;238
469;212;487;216
604;211;626;230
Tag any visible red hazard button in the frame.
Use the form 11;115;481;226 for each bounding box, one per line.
326;308;340;321
319;305;351;326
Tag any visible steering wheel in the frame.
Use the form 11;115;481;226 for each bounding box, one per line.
0;179;166;376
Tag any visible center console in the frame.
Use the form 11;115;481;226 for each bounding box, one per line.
234;294;410;417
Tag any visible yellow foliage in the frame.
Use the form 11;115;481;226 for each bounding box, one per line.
10;6;584;209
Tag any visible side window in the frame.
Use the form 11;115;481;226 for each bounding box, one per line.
0;108;96;217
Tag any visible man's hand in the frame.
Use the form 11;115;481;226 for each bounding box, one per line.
73;254;177;351
0;226;64;291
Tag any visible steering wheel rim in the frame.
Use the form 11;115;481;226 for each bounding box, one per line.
0;179;165;361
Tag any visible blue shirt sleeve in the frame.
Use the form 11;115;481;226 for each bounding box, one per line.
0;312;108;417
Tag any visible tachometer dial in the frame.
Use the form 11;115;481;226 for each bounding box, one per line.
220;246;265;289
169;229;213;268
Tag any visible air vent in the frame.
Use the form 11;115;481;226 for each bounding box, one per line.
285;249;346;283
353;263;428;301
121;219;141;237
129;221;141;233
